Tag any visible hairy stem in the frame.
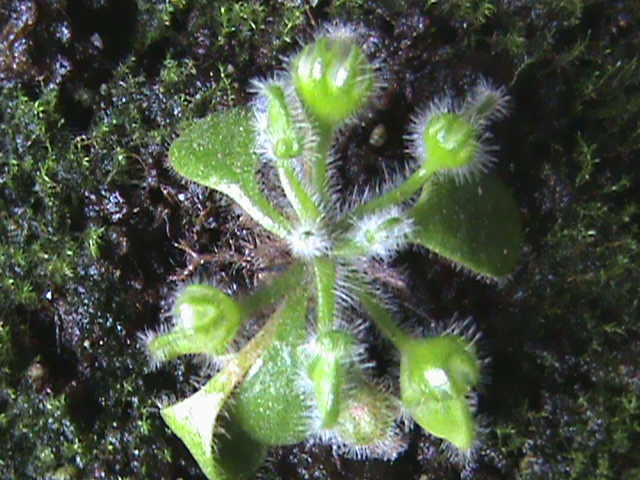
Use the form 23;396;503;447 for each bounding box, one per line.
277;161;322;222
313;256;337;333
345;168;432;225
358;288;410;350
238;262;307;317
311;125;334;206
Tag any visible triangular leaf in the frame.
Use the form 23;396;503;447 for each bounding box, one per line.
409;174;522;279
169;107;290;237
160;373;232;480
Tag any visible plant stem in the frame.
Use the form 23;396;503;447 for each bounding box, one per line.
358;288;410;350
277;161;322;222
313;256;337;333
221;184;292;238
344;167;432;224
312;124;334;206
238;262;307;317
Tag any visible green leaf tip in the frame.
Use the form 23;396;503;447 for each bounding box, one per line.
410;174;523;279
160;374;267;480
169;107;290;237
160;375;230;480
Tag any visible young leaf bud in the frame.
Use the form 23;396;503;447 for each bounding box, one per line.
400;335;480;450
408;81;509;182
145;284;242;365
291;29;374;128
335;206;414;259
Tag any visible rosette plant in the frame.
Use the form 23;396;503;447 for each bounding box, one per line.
142;24;522;479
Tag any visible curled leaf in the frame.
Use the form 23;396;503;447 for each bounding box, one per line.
160;297;288;479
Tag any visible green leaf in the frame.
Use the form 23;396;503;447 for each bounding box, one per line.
169;107;290;237
307;329;355;428
233;288;312;445
215;413;268;479
409;174;522;279
407;389;476;451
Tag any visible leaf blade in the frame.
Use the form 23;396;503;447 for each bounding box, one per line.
409;174;522;279
169;107;290;237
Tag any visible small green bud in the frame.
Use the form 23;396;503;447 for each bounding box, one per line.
307;330;355;428
334;383;404;460
409;81;509;182
145;284;242;365
422;113;479;176
400;335;480;450
292;29;374;127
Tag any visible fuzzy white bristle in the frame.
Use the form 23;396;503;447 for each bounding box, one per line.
465;77;510;125
138;323;172;370
286;219;331;258
351;205;415;259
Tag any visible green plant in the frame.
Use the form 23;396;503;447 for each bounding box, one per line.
142;24;522;479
